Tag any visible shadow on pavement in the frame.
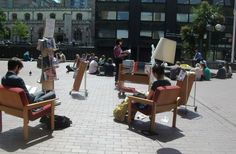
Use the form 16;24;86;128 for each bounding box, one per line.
70;93;86;100
0;125;53;152
128;121;184;142
177;108;202;120
157;148;182;154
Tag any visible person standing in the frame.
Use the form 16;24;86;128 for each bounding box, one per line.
113;39;129;85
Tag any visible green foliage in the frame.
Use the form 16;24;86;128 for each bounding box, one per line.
12;21;29;41
180;25;195;59
0;9;6;39
180;1;224;59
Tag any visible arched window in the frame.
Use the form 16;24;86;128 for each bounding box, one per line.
24;13;30;21
37;13;43;21
74;28;82;41
76;13;83;20
50;13;56;19
5;27;11;39
12;13;17;20
38;27;44;39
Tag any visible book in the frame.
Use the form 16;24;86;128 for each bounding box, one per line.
26;85;38;94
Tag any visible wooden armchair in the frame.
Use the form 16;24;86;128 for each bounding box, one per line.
0;85;56;141
128;86;181;132
176;72;196;107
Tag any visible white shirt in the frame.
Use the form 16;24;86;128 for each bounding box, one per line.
88;60;98;74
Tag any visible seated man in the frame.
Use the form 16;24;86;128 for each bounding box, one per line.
1;57;56;104
88;56;99;75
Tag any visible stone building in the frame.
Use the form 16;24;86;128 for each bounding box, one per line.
2;0;95;46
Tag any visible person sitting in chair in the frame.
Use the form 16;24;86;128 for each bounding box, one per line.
130;64;171;120
1;57;56;104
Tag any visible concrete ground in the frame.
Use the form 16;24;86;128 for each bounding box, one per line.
0;60;236;154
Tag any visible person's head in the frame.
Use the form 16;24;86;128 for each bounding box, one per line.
175;61;181;66
101;55;105;59
200;60;207;68
107;58;113;64
94;56;98;62
8;57;23;75
75;54;80;59
115;39;122;46
152;64;165;79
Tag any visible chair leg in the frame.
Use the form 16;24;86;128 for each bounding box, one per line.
172;107;177;127
0;111;2;132
128;99;132;125
23;110;29;141
50;102;55;130
150;106;156;132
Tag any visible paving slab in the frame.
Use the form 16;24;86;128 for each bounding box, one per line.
0;60;236;154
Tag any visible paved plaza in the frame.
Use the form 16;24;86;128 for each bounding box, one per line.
0;60;236;154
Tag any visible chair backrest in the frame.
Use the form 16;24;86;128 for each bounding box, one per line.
0;85;29;110
153;86;180;106
176;72;195;105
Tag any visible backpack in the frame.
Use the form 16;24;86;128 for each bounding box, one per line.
113;99;128;122
40;115;72;130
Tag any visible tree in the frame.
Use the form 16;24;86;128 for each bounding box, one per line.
12;21;29;42
180;1;224;59
0;9;6;39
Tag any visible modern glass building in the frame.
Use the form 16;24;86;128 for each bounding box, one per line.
95;0;235;61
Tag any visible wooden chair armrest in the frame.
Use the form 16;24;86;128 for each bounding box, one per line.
128;95;154;105
26;98;58;110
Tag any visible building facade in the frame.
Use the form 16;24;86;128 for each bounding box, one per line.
1;0;95;46
95;0;235;61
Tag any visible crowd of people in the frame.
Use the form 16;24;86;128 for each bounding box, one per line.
66;52;115;77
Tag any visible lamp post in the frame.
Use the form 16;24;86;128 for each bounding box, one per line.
30;27;33;43
206;23;225;61
231;0;236;63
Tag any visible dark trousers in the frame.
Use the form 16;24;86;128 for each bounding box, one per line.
32;91;56;103
114;58;122;82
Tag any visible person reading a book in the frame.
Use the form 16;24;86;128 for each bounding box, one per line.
130;64;171;120
1;57;56;104
113;39;130;85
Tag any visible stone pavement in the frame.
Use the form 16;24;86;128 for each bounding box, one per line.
0;60;236;154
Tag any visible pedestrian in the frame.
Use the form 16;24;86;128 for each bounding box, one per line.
113;39;129;85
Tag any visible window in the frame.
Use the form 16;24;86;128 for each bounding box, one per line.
24;13;30;21
141;0;153;2
76;13;83;20
177;0;189;4
74;29;82;41
117;30;128;38
98;29;116;38
190;0;201;4
154;0;166;3
140;30;152;38
12;13;17;20
117;0;129;1
50;13;56;19
153;12;165;21
117;11;129;20
153;31;164;39
99;11;116;20
37;13;43;21
213;0;224;5
177;13;188;22
224;0;231;6
189;14;194;22
141;12;152;21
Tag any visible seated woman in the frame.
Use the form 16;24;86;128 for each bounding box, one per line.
191;63;203;81
130;64;171;120
104;58;115;76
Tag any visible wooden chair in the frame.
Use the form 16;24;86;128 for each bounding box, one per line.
127;86;181;132
176;72;196;107
0;85;56;141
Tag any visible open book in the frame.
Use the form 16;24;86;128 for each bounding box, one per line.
26;85;38;94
